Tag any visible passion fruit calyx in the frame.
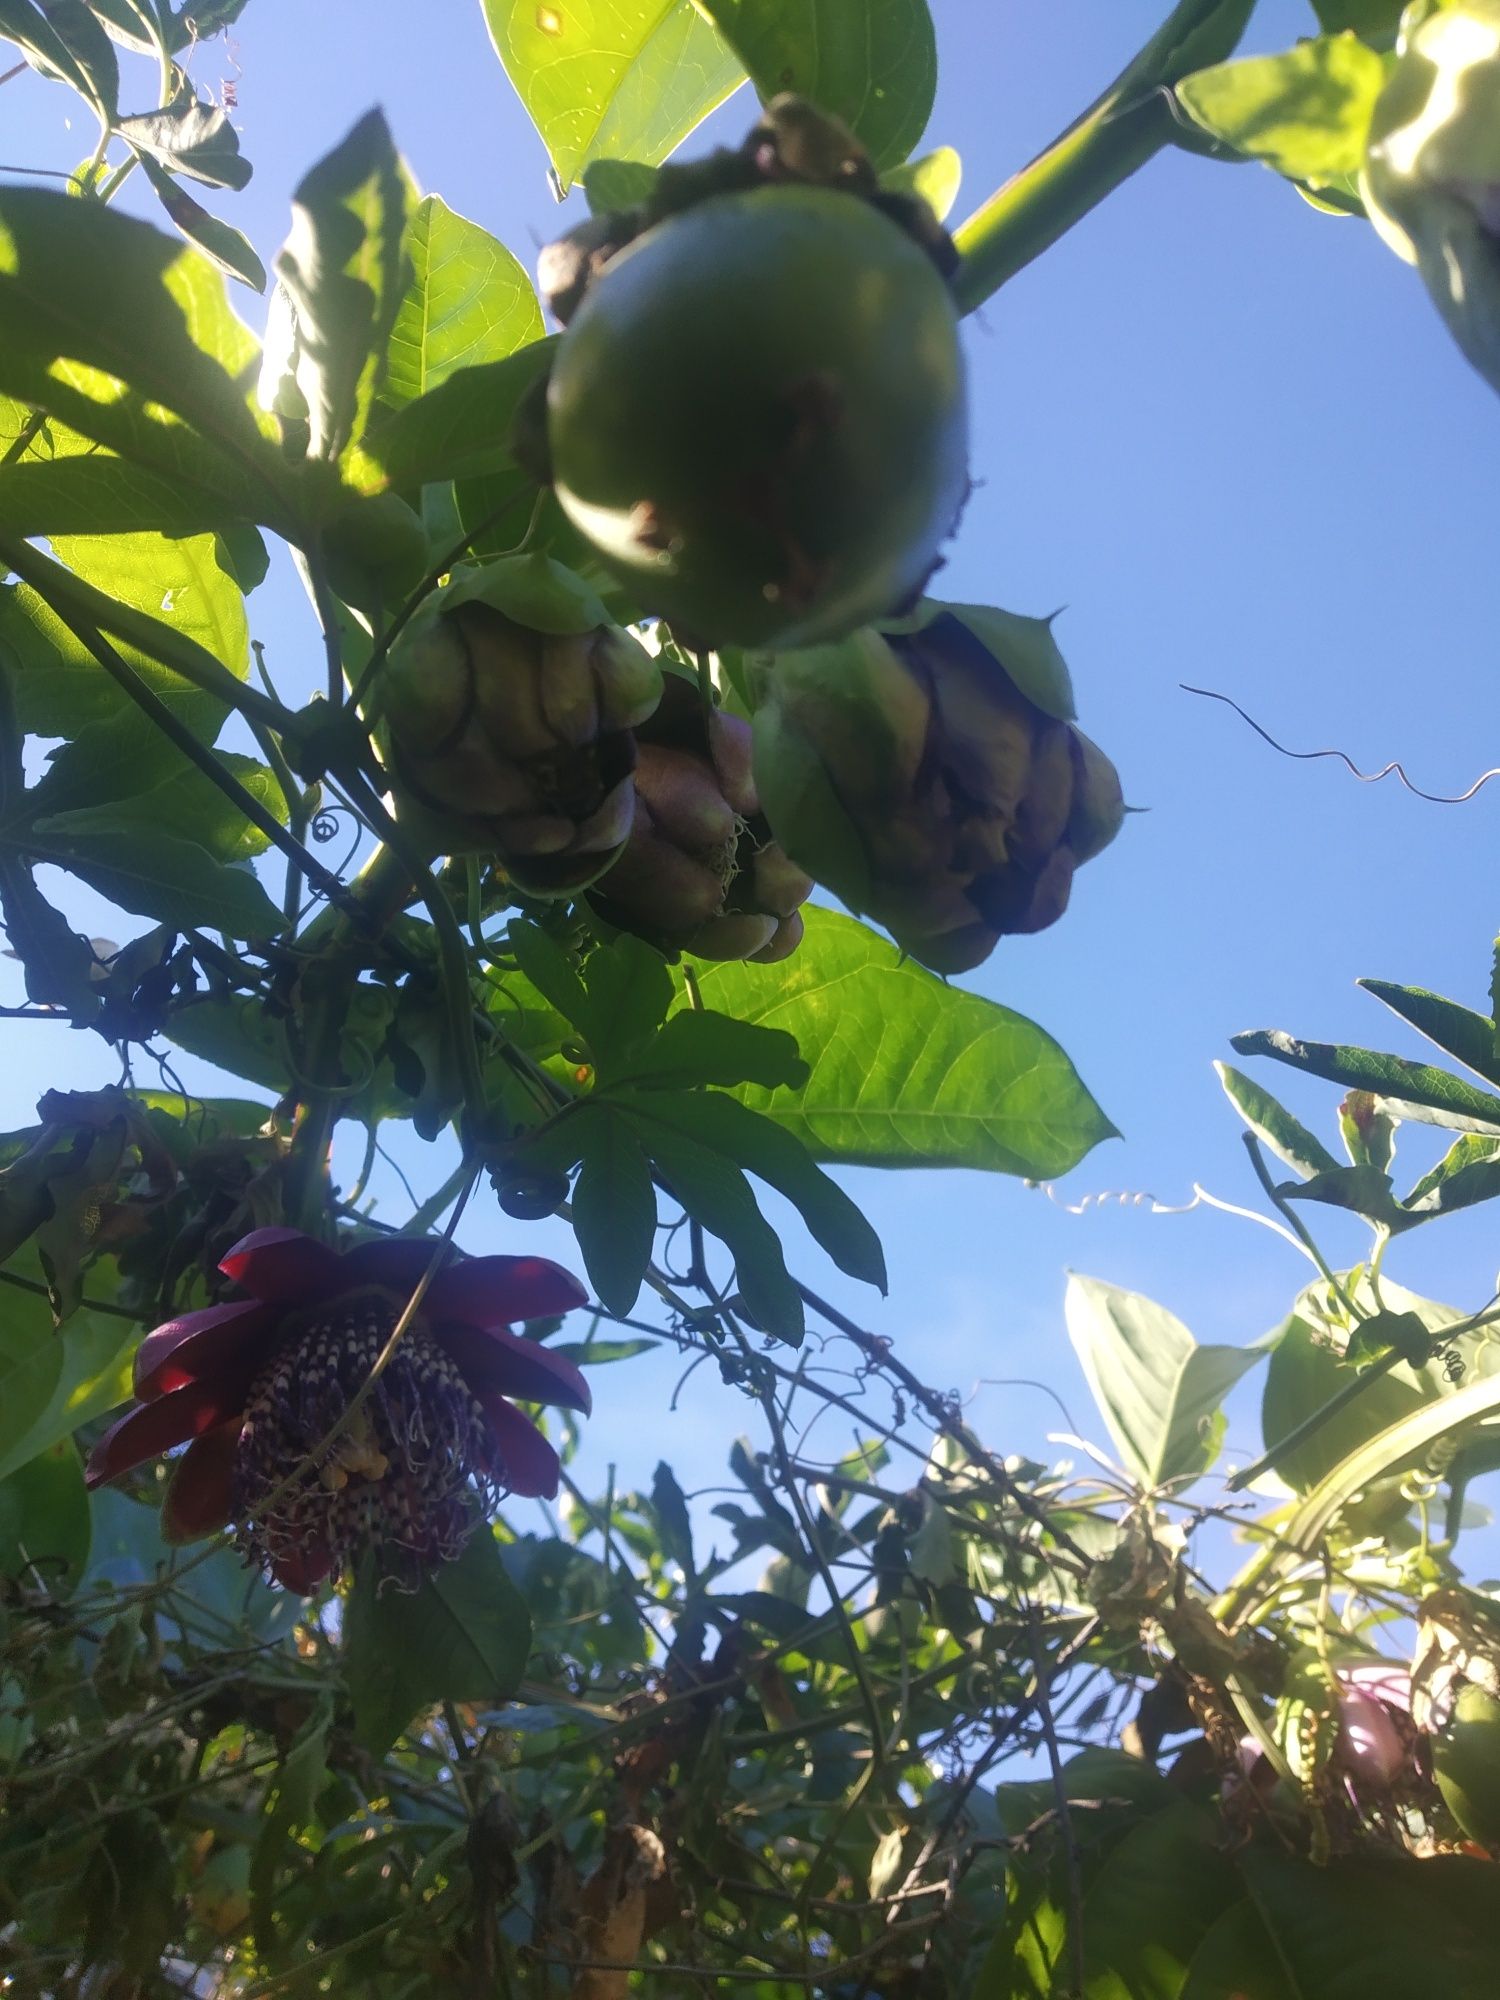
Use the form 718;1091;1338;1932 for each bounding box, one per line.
537;95;957;329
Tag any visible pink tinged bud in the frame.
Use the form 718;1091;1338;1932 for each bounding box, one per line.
495;813;585;858
381;617;474;755
748;841;814;917
1066;729;1126;863
687;911;781;961
750;909;804;964
708;708;760;818
1337;1690;1409;1790
592;627;666;731
972;845;1075;937
463;608;557;761
904;920;1002;975
1012;721;1077;863
570;774;638;855
537;633;601;749
599;821;729;931
634;742;741;850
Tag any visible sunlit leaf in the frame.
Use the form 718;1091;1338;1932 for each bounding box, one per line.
699;0;937;169
688;909;1117;1175
1065;1275;1260;1489
480;0;746;190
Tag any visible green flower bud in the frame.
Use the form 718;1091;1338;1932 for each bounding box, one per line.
751;606;1123;972
380;555;661;895
589;673;811;962
1362;1;1500;396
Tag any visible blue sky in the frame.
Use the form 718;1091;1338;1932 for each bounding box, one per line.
4;1;1500;1544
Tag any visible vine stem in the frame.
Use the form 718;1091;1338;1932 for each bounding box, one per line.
951;0;1254;314
0;534;287;733
0;567;366;927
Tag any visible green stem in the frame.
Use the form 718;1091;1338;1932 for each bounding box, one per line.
951;0;1256;314
0;534;287;733
0;577;363;924
1228;1344;1406;1494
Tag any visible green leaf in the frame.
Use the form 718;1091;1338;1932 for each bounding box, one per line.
1214;1060;1340;1178
881;143;961;220
687;909;1117;1175
506;918;591;1035
1080;1801;1241;1994
30;820;283;937
0;1254;134;1484
9;529;249;814
0;1437;90;1594
582;157;663;214
620;1103;803;1340
0;192;299;530
343;1529;533;1753
1209;1850;1500;1999
1230;1028;1500;1136
359;338;553;490
1180;1898;1290;2000
616;1087;886;1293
0;858;99;1016
263;109;408;461
36;753;286;863
1358;978;1500;1088
1175;33;1388;190
0;0;117;121
651;1460;696;1579
698;0;936;171
1403;1133;1500;1217
480;0;746;191
571;1107;657;1315
376;195;543;414
580;930;675;1066
1259;1275;1465;1492
1064;1275;1261;1489
251;1694;332;1953
1280;1163;1410;1231
116;92;252;190
610;1010;808;1092
134;151;267;293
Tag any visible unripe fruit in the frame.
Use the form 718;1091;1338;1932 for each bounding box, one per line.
546;185;968;649
1434;1681;1500;1845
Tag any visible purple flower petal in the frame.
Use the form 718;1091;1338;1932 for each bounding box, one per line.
337;1234;457;1294
440;1321;593;1415
427;1255;588;1329
85;1381;247;1488
477;1394;562;1499
219;1227;342;1303
161;1420;240;1543
134;1299;279;1399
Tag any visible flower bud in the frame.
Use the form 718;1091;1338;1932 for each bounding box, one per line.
1362;2;1500;396
588;672;811;962
751;605;1123;973
380;556;661;895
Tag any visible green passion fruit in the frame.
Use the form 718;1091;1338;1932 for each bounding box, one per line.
1434;1681;1500;1846
546;184;969;650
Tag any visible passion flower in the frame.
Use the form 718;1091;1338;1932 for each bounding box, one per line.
379;555;662;894
751;604;1125;973
84;1227;590;1592
545;183;968;649
1362;1;1500;397
588;671;811;963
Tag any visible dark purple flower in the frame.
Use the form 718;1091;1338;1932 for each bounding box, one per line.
85;1228;591;1593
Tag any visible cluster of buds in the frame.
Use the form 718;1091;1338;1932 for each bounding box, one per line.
379;556;662;896
589;671;811;963
750;603;1123;973
1363;1;1500;397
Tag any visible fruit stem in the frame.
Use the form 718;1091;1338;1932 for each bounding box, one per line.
950;0;1255;314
